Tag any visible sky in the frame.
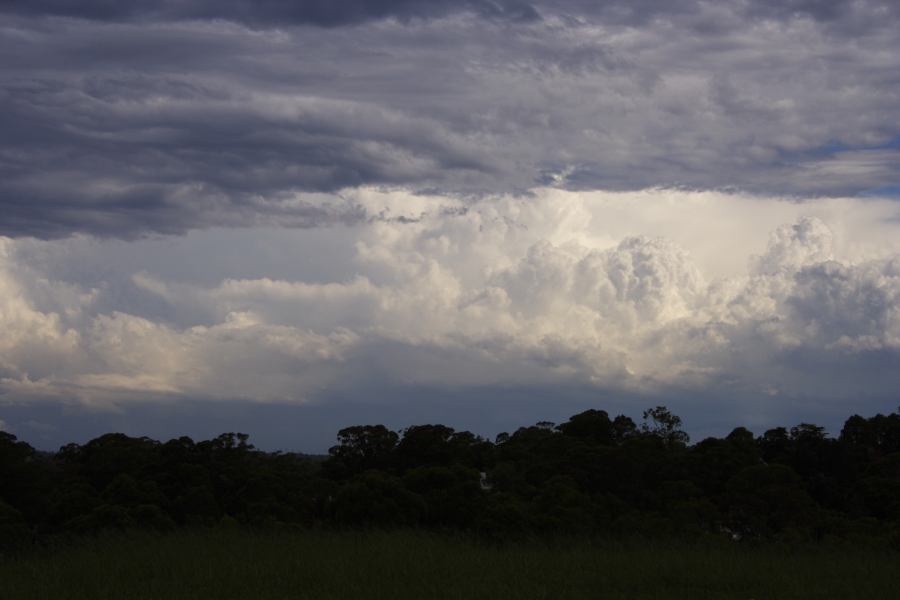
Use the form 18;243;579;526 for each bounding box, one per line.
1;0;899;452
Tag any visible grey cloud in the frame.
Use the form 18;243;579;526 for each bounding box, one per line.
6;1;894;28
787;259;900;349
0;0;540;27
2;2;900;237
0;69;482;236
790;149;900;195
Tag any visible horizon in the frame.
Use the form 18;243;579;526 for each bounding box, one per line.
5;388;897;455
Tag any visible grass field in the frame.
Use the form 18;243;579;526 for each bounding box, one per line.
2;530;897;599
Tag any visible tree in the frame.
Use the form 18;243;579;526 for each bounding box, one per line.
328;425;398;474
0;432;51;524
611;415;638;443
0;500;30;552
557;410;615;445
641;406;689;447
723;464;816;540
331;471;424;527
395;425;457;469
403;464;482;528
759;427;791;464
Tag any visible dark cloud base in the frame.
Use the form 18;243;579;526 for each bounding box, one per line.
0;0;540;27
4;0;895;27
2;0;900;238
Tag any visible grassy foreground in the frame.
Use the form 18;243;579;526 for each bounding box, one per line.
2;531;898;600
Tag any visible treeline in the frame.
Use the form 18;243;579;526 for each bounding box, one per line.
2;406;900;550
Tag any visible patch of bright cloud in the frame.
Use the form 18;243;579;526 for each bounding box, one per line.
1;189;899;416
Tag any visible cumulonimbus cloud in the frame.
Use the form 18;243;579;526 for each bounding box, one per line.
1;189;899;409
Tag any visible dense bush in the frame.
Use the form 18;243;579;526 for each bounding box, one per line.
2;407;900;550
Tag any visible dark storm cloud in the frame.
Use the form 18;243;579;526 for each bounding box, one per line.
5;0;892;28
2;0;900;237
0;0;541;26
0;38;492;236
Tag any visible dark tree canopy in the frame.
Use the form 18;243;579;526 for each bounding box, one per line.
2;406;900;550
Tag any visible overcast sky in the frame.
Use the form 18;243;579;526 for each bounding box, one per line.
2;1;899;451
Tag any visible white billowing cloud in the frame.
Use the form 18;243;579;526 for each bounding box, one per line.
726;214;900;354
78;310;358;402
752;217;835;276
0;239;82;385
784;259;900;352
1;188;900;408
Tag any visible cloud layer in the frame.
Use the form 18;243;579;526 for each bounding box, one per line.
2;190;899;424
2;2;899;446
2;1;900;236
